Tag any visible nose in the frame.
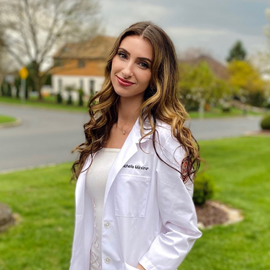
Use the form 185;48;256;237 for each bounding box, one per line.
121;62;133;79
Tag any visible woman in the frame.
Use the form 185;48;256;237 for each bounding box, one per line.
70;21;202;270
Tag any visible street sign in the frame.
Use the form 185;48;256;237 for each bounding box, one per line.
19;67;29;79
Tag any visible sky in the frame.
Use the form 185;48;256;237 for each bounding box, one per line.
99;0;270;63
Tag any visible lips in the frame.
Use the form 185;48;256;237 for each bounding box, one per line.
116;76;135;87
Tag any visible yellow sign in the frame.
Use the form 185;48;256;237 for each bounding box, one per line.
19;67;29;79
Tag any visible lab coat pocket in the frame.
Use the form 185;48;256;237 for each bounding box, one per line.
115;174;150;218
124;262;139;270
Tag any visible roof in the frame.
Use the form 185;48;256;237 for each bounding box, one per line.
179;55;229;81
53;35;117;60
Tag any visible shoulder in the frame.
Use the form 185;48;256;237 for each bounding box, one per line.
155;120;183;151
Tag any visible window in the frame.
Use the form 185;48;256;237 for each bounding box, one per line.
58;78;62;92
55;59;62;67
89;80;95;96
78;59;85;68
62;47;69;53
80;79;84;91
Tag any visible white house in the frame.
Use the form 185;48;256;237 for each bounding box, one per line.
51;35;116;101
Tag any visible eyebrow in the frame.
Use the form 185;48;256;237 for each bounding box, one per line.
118;47;152;63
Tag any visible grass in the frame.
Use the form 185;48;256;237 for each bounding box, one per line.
0;96;88;113
0;115;16;124
1;96;263;118
0;164;75;270
188;107;262;119
0;136;269;269
180;136;270;270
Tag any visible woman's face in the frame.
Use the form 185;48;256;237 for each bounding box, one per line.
110;35;153;101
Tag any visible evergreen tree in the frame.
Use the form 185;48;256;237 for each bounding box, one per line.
226;41;247;62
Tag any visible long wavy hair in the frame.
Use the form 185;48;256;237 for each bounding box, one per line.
72;21;200;181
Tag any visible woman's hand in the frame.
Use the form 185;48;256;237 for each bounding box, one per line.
136;264;146;270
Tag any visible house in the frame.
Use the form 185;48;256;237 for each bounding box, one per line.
51;35;116;100
179;55;229;81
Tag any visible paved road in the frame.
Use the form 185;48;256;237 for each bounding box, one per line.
0;104;89;172
187;116;261;140
0;104;262;172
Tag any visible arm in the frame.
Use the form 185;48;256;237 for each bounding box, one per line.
139;134;202;270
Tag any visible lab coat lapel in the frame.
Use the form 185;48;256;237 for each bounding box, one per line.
104;119;143;204
75;156;92;215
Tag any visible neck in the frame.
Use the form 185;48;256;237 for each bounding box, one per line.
117;97;142;126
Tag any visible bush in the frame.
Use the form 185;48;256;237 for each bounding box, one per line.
222;106;231;113
1;83;4;96
67;94;73;105
7;83;12;97
77;88;84;107
193;173;215;206
56;93;63;104
247;92;265;108
260;114;270;130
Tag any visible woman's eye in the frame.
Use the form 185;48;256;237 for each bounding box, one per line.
139;62;149;69
118;52;126;59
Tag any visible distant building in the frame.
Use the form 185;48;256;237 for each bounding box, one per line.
50;35;116;100
179;55;229;81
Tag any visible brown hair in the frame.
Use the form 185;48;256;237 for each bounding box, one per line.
72;21;200;180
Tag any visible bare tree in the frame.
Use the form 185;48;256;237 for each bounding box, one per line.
0;28;18;87
0;29;5;86
0;0;100;100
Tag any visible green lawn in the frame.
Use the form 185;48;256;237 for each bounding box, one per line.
1;96;264;118
0;164;75;270
180;136;270;270
0;96;88;113
0;136;269;269
0;115;16;124
188;107;262;118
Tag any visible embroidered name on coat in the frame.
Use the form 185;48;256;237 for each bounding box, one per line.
123;164;149;170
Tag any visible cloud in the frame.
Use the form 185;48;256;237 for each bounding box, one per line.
98;0;269;62
99;0;170;36
167;26;267;62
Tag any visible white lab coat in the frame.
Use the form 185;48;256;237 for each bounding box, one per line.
69;119;202;270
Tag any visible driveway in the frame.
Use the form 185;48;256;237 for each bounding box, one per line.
0;104;262;172
188;116;261;140
0;105;89;172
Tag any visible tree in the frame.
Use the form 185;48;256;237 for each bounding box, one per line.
0;28;17;95
0;29;7;86
179;61;230;117
226;41;247;62
0;0;99;100
228;60;266;107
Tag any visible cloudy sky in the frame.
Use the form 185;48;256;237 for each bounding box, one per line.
99;0;270;63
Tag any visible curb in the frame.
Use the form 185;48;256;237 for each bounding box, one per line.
0;163;59;175
244;130;270;137
0;118;22;129
0;101;88;114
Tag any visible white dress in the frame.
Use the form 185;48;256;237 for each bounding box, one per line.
85;148;120;270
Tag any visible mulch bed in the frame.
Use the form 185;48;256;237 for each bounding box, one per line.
196;200;229;227
0;203;14;232
246;130;270;137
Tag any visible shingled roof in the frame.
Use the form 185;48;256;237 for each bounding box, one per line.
179;55;229;81
53;35;117;60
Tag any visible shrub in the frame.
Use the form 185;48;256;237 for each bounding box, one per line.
193;173;215;206
67;94;73;105
222;106;231;113
77;88;84;107
7;83;12;97
1;83;4;96
221;103;231;113
56;93;63;104
260;114;270;130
